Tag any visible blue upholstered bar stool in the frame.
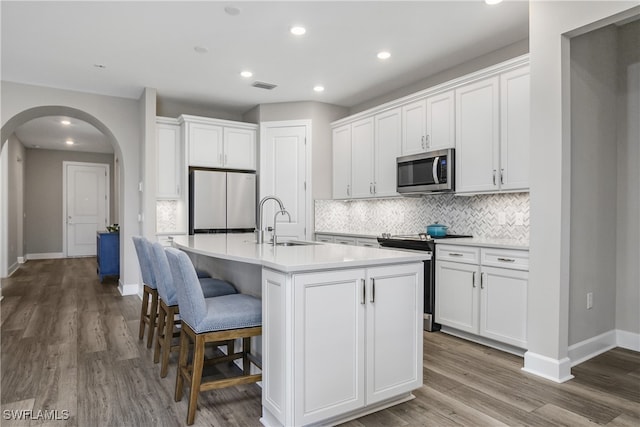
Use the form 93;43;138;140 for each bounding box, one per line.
149;241;238;377
132;236;160;348
165;248;262;426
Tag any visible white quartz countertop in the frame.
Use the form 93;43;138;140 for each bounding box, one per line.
171;233;428;273
434;237;529;250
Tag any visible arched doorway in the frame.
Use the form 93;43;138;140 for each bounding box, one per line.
1;106;128;290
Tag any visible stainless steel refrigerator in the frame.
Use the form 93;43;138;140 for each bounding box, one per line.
189;169;256;234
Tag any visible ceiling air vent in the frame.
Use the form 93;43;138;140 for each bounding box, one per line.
252;81;277;90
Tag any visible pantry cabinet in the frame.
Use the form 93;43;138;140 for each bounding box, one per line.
181;115;257;171
156;119;182;199
435;244;528;349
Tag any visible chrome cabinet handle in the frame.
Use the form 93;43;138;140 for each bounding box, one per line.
347;185;350;196
449;253;463;257
500;169;504;185
472;271;476;288
497;257;515;263
480;272;485;289
370;183;374;194
493;170;497;185
370;278;375;303
373;183;376;194
426;134;430;149
421;136;425;149
361;279;366;305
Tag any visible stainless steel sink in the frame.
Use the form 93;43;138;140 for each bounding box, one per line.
275;241;319;247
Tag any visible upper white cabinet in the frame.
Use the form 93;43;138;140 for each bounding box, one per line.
181;115;257;171
401;91;455;156
332;124;352;198
332;109;400;199
156;119;182;199
456;65;530;194
499;66;530;191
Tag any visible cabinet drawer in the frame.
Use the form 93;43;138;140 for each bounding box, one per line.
315;234;335;243
436;245;479;264
481;248;529;271
356;237;379;248
334;237;357;246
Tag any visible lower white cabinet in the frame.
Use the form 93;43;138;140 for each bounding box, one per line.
263;263;423;426
436;244;528;348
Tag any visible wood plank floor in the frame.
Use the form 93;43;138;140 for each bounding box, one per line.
1;258;638;426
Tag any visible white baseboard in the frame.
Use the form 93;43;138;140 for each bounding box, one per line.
522;351;574;383
118;280;139;296
616;330;640;352
26;252;64;260
7;261;19;277
568;330;617;367
17;256;25;264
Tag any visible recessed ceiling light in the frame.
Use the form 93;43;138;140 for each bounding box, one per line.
65;140;74;145
60;120;71;126
224;6;241;16
377;51;391;60
93;64;106;69
194;46;209;54
313;85;325;93
290;26;306;36
485;0;503;4
240;70;253;78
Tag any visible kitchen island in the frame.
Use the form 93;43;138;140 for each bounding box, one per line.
171;233;427;427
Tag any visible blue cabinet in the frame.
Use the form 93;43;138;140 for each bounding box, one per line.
97;231;119;282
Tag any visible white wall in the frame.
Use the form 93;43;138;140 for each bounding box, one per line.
616;20;640;336
4;135;25;274
1;81;142;294
526;1;639;382
569;25;618;345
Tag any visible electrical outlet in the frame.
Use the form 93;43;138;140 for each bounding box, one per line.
587;292;593;309
515;212;524;226
498;212;506;225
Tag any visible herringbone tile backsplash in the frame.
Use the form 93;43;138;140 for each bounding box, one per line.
315;192;530;243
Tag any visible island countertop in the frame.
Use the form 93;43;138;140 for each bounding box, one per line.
171;233;428;273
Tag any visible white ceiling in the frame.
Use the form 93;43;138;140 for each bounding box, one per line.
2;1;529;153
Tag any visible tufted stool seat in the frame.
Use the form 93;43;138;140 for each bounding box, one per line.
148;241;237;377
165;247;262;425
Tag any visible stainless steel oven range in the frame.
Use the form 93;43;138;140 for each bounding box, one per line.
377;233;472;332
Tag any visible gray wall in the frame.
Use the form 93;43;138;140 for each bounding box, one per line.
616;19;640;335
24;148;115;255
157;97;244;122
569;25;619;345
349;39;529;115
6;135;25;269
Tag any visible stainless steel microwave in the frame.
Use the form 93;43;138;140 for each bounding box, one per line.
396;148;455;194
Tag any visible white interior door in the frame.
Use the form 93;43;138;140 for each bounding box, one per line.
262;124;307;241
65;162;108;257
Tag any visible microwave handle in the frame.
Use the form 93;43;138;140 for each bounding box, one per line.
432;156;440;184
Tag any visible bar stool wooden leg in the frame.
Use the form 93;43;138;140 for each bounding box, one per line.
175;328;189;402
138;287;150;340
147;290;159;348
160;305;179;378
187;334;205;425
154;302;167;364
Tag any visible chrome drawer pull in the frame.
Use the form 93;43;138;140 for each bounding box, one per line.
449;253;463;257
497;257;515;263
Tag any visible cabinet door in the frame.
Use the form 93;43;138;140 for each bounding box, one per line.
224;127;256;170
188;123;223;167
332;124;352;199
435;260;479;333
426;90;455;151
455;77;500;193
293;269;366;425
374;108;401;197
351;117;375;198
366;264;423;404
500;66;530;191
156;122;181;199
401;99;427;155
479;266;528;348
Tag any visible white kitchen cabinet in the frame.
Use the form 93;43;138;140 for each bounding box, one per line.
435;244;529;348
290;263;423;425
426;90;455;151
455;76;500;193
334;236;357;245
156;119;182;199
374;108;401;197
401;99;427;156
401;91;454;156
456;66;530;194
223;127;256;170
314;233;335;243
351;117;375;198
332;124;352;199
499;66;530;191
182;115;257;170
356;237;379;248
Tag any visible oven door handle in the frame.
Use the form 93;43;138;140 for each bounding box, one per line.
432;156;440;184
